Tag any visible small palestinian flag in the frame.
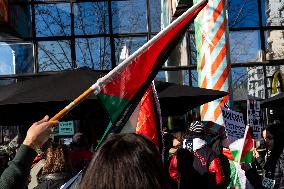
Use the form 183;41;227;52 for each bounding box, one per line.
229;125;254;163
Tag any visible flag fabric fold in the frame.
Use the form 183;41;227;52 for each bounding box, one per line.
229;125;254;163
122;83;163;151
93;0;207;134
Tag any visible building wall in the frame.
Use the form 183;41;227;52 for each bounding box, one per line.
247;0;284;98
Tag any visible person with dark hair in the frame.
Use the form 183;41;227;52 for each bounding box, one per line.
169;121;225;189
0;115;59;189
34;142;73;189
241;123;284;189
79;133;168;189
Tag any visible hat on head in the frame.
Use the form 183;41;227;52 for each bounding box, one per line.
188;121;204;136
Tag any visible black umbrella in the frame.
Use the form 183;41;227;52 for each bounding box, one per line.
0;68;106;125
0;68;227;125
155;81;227;116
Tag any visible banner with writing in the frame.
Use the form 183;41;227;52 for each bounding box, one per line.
221;107;245;141
247;99;262;140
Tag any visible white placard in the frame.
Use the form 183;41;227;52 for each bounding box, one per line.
221;107;246;141
247;99;262;140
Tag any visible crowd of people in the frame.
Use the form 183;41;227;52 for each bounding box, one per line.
0;115;283;189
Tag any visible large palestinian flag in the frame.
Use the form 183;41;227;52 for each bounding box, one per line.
93;0;207;135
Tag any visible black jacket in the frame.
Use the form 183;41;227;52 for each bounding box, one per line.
0;144;37;189
34;173;71;189
246;149;284;189
170;146;225;189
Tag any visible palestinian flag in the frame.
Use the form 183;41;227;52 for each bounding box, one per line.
223;149;253;189
121;83;163;151
229;125;254;163
93;0;207;134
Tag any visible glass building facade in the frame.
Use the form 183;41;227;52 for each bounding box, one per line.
0;0;284;116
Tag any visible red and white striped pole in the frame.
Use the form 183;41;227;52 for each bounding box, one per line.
194;0;232;134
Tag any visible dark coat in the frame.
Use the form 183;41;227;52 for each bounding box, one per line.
34;173;71;189
246;149;284;189
169;146;225;189
0;145;37;189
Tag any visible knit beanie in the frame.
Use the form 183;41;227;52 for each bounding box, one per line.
186;121;205;138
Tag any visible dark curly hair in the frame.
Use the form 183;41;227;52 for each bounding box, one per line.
41;143;72;175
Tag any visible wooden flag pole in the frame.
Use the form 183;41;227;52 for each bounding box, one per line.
50;87;97;121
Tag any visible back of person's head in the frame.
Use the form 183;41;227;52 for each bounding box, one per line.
80;133;167;189
42;142;72;175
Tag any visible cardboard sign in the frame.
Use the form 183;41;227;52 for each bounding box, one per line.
221;107;246;141
247;100;262;140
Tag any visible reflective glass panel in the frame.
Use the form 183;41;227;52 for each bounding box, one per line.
189;33;197;65
188;69;199;87
0;42;18;75
74;2;109;35
75;38;111;70
164;70;186;84
156;71;166;81
232;67;266;100
114;36;147;65
112;0;147;33
186;69;202;87
229;31;262;63
0;42;34;75
227;0;259;28
38;40;72;71
35;3;71;37
232;67;249;100
149;0;161;33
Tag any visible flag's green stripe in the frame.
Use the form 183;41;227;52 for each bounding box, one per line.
229;161;241;187
231;150;253;163
231;150;240;161
241;150;253;163
97;94;130;122
95;121;113;151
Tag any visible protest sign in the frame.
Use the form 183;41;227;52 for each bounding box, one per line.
52;121;75;136
247;99;262;140
221;107;246;141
